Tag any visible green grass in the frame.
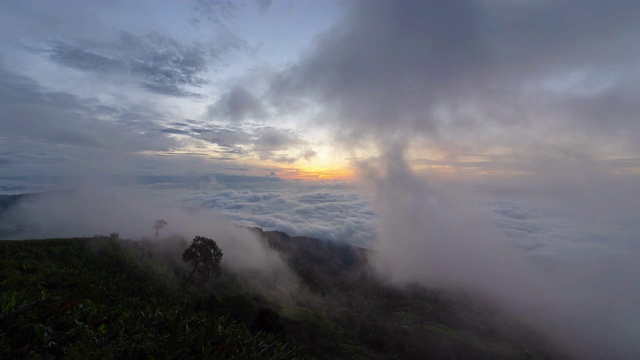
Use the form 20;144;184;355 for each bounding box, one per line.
0;237;309;359
0;233;565;359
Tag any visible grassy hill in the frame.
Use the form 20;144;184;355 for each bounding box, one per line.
0;236;308;359
0;232;565;359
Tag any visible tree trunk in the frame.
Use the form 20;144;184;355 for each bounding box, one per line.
181;260;200;289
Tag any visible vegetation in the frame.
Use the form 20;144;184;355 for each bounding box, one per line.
181;236;223;288
256;229;564;360
153;220;167;239
0;230;566;359
0;237;308;359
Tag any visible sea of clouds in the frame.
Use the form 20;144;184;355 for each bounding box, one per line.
2;173;638;359
2;172;632;265
171;176;634;266
187;186;377;246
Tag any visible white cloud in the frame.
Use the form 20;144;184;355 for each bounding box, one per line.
186;185;377;246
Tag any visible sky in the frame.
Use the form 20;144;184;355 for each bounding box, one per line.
0;0;346;185
1;0;639;184
2;1;640;358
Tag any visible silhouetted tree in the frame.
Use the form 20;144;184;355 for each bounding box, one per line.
153;219;167;239
181;236;223;288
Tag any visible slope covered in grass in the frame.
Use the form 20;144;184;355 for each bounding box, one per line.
1;232;565;359
0;237;308;359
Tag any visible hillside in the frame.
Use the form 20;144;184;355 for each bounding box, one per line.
257;230;563;359
0;232;565;359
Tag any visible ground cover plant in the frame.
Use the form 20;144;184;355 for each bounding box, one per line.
0;231;565;359
0;237;308;359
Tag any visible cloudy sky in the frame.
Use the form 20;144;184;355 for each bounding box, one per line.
0;0;345;185
2;1;640;357
1;0;639;184
2;0;640;247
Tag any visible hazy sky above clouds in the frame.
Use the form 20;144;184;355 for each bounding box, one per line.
2;2;640;357
1;0;639;183
2;0;639;257
0;0;344;183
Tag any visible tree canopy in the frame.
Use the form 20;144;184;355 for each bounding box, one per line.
181;236;223;287
153;219;167;239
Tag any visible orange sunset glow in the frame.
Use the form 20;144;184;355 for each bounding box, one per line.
280;165;354;181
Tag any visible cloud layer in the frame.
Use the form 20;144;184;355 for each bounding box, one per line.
1;1;640;357
188;184;376;245
43;32;221;97
214;1;640;358
254;0;640;164
0;0;322;181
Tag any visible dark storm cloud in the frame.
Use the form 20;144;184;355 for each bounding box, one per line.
43;32;231;97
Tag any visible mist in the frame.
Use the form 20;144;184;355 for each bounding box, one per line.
358;146;640;359
243;1;640;358
1;182;301;303
2;0;639;357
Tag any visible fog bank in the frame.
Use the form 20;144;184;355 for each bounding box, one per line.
1;184;300;302
361;147;640;359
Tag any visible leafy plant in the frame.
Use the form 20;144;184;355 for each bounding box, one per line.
0;237;311;359
181;236;223;288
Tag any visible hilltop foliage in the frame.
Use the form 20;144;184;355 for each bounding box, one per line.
0;237;308;359
0;231;564;359
182;236;223;288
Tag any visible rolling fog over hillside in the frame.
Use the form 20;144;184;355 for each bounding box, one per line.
2;0;640;358
2;174;639;358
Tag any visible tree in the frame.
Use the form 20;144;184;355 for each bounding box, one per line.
181;236;223;288
153;219;167;239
